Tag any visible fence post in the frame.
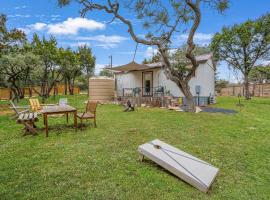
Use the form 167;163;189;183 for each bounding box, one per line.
262;84;264;97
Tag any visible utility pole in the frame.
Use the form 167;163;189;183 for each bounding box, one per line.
109;55;112;68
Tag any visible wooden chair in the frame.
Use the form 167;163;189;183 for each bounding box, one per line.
76;101;98;128
29;98;55;113
10;100;29;117
17;112;39;136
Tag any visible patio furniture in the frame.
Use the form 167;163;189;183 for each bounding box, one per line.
17;112;39;136
59;98;68;106
29;98;55;113
41;105;77;137
76;101;97;128
10;100;29;117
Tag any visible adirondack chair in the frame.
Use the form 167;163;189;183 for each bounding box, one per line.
29;98;55;113
17;112;39;136
76;100;98;128
9;100;29;117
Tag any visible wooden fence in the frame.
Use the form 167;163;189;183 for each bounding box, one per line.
220;83;270;97
0;84;80;100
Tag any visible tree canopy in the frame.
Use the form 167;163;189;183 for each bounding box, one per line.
0;14;96;101
249;65;270;83
211;13;270;99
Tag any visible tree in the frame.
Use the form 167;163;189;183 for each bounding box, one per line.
58;0;228;112
59;48;81;95
0;14;26;55
77;44;95;78
99;68;114;77
211;13;270;99
31;34;61;99
0;52;41;101
215;79;229;93
249;65;270;83
77;45;95;91
142;53;161;64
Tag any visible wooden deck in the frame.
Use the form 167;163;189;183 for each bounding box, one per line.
119;96;174;107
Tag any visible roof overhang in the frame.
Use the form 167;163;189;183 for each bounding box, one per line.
110;61;149;72
111;53;214;73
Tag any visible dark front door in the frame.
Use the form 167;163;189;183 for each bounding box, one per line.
142;71;153;96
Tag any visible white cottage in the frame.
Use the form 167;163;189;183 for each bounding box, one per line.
111;53;215;105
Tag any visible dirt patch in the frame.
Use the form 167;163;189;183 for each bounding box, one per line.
0;104;13;116
0;110;13;116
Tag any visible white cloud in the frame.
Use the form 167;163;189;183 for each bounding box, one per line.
115;51;144;55
51;15;61;18
18;22;47;35
144;47;158;58
17;27;31;35
177;33;213;45
29;23;47;31
95;43;118;49
76;35;129;49
8;14;31;18
178;33;213;41
14;6;27;10
260;60;270;66
77;35;128;43
144;47;177;59
68;42;92;47
19;18;106;36
47;17;105;35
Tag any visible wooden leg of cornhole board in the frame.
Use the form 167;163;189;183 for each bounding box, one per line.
139;154;144;162
66;113;69;123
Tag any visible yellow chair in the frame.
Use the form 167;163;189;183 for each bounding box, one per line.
29;99;55;112
29;99;42;112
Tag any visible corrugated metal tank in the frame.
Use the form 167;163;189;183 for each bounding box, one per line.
89;77;115;102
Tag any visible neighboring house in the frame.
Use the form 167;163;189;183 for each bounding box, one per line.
111;53;215;105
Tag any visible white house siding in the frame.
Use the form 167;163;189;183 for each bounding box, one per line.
116;71;141;95
115;59;215;98
189;59;215;97
155;60;215;97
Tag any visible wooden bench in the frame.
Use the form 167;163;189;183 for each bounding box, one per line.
17;112;39;136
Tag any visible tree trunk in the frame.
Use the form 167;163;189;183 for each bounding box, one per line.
180;82;196;112
244;75;251;100
68;79;73;95
64;78;68;95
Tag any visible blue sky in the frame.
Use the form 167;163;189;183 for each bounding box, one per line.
1;0;270;82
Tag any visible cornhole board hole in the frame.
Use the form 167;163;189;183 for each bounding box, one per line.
138;139;219;193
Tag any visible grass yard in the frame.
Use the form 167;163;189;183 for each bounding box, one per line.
0;95;269;199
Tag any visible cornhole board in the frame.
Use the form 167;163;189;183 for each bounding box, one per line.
138;139;219;193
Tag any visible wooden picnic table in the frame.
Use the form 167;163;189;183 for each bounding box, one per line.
17;112;39;136
41;105;77;137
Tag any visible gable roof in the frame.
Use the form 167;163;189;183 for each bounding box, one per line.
109;61;149;72
111;53;213;72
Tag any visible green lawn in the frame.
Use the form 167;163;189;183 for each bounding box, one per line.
0;95;269;199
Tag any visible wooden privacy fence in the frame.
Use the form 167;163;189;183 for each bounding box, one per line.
0;84;80;100
220;83;270;97
0;88;11;100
